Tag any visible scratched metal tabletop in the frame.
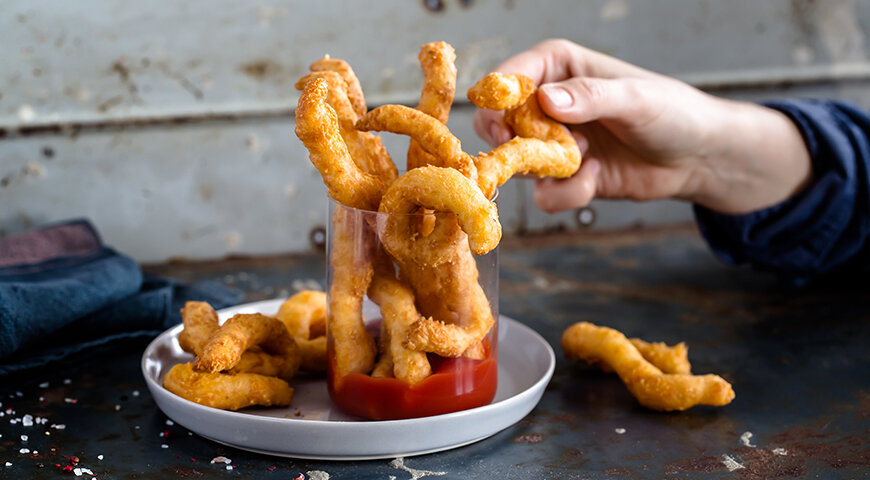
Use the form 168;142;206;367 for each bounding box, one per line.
1;226;868;479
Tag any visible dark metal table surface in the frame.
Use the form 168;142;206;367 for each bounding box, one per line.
1;226;868;479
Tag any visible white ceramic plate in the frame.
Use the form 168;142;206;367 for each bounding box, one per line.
142;299;555;460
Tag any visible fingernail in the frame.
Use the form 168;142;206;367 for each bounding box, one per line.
541;85;573;108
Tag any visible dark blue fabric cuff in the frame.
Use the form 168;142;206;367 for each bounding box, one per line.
694;99;870;284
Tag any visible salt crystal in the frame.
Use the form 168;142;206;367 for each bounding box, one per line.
614;428;626;434
20;448;30;454
51;424;66;430
74;467;82;476
23;414;34;426
721;454;745;472
114;405;121;411
210;456;231;464
39;397;45;402
161;444;169;449
45;432;50;436
64;398;77;404
166;419;174;426
4;462;10;467
80;468;93;475
132;390;140;397
39;382;49;388
21;435;28;441
64;379;71;384
740;431;756;448
97;455;104;460
15;391;23;397
134;425;140;430
226;465;233;470
772;447;788;456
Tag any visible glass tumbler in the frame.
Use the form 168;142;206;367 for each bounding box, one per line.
325;198;499;420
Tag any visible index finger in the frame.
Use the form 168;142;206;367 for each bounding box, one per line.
492;39;660;85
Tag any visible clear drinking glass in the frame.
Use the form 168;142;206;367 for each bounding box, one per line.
325;198;498;420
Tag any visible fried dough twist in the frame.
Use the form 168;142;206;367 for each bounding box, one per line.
163;362;293;411
562;322;734;411
408;41;457;172
466;72;536;111
275;290;329;373
310;55;367;116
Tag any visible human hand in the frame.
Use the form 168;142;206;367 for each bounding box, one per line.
473;39;811;215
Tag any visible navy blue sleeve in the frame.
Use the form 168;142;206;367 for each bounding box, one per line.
693;99;870;285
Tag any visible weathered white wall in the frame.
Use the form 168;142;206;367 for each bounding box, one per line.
2;0;868;262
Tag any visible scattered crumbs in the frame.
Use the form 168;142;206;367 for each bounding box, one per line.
15;391;23;397
210;456;232;465
20;448;31;454
45;432;50;436
64;379;71;385
772;448;788;456
39;382;49;388
740;431;756;448
73;467;81;476
23;414;34;427
388;458;445;479
114;404;121;411
97;455;103;460
187;432;193;436
51;424;66;430
165;419;174;426
132;390;140;397
5;462;10;467
226;465;234;470
161;444;169;449
307;471;330;480
64;397;78;404
721;454;745;472
614;428;626;434
39;397;45;402
134;425;140;430
389;477;396;480
21;434;28;441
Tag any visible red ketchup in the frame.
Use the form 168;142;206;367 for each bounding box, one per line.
327;338;497;420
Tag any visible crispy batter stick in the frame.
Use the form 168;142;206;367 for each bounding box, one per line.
368;253;432;384
378;166;501;266
310;55;367;116
295;78;385;211
275;291;329;372
163;362;293;411
194;313;301;382
356;105;477;181
597;339;691;375
296;72;397;186
328;206;377;378
562;322;734;411
467;72;536;110
408;41;457;172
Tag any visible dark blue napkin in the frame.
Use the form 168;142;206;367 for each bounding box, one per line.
0;219;243;375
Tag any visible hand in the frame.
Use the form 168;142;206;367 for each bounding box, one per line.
473;39;812;215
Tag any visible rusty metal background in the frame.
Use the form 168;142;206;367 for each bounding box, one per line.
2;0;870;262
0;227;867;478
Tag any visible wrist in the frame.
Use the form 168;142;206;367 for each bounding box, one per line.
684;99;812;215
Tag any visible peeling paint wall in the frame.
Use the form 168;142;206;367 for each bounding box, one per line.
1;0;868;262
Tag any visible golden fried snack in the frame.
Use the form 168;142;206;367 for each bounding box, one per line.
378;165;501;267
356;105;477;181
275;290;329;372
194;313;301;382
561;322;734;411
371;321;394;378
469;73;581;199
408;41;457;172
310;55;367;116
177;301;220;355
163;362;293;411
295;77;386;211
602;339;691;375
328;206;377;378
368;254;432;384
467;72;536;110
296;72;397;186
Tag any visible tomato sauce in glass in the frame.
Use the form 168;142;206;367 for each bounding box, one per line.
327;339;498;420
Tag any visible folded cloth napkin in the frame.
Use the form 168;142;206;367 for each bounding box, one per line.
0;219;243;375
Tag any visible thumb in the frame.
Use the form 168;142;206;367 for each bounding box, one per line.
538;77;642;125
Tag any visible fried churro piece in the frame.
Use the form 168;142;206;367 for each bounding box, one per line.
328;206;377;378
310;55;367;116
163;362;293;411
469;73;581;199
562;322;734;411
295;77;386;211
296;72;397;186
194;313;301;382
275;290;329;372
356;105;477;180
177;301;219;355
408;41;457;172
371;321;394;379
369;254;432;384
467;72;536;110
378;165;501;267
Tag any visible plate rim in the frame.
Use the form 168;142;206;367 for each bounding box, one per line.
141;299;555;458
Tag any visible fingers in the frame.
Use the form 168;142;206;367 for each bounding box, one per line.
537;77;651;125
473;108;512;147
533;158;600;213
